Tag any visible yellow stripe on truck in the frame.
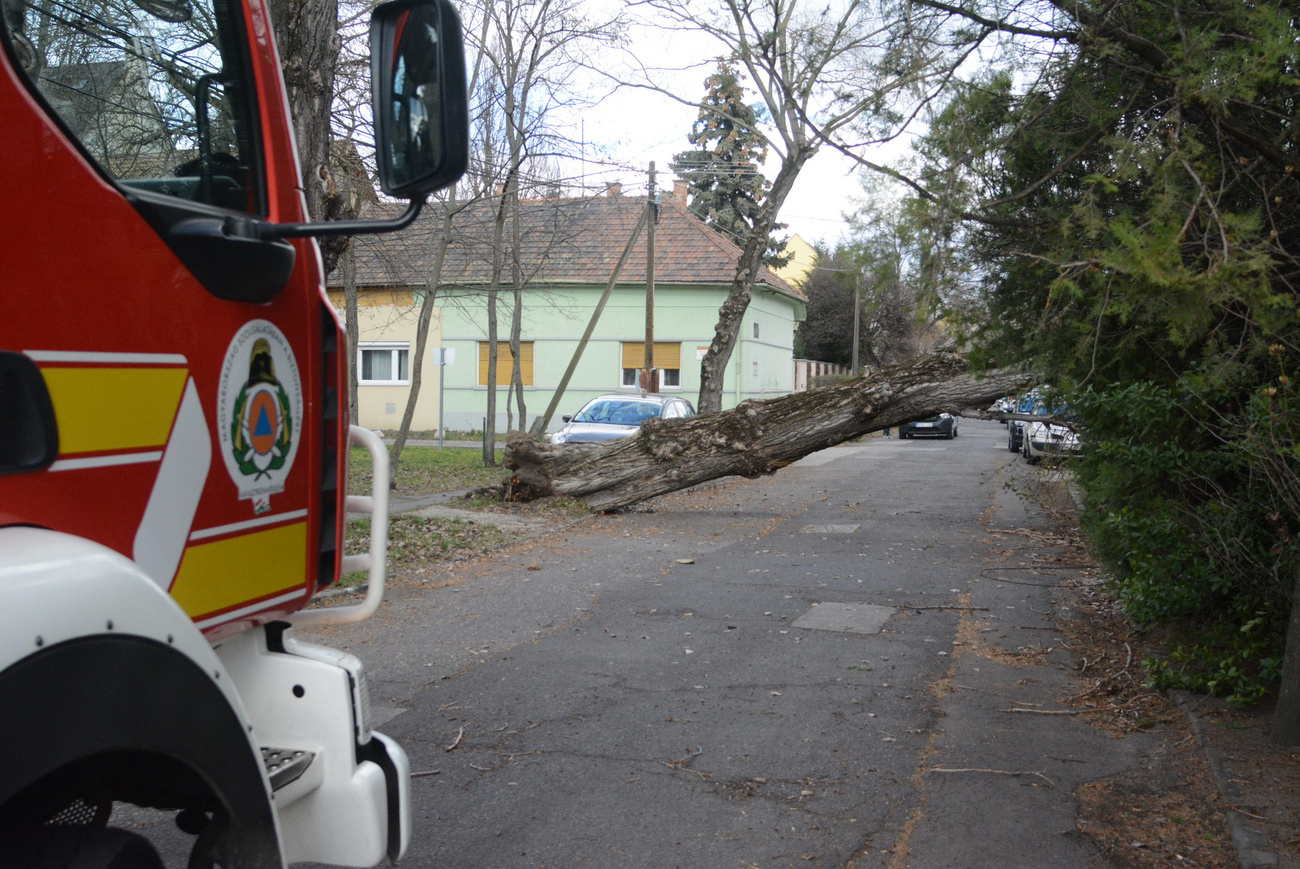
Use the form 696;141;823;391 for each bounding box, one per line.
169;522;308;618
42;367;189;453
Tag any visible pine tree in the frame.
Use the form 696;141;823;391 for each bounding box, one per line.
672;60;790;268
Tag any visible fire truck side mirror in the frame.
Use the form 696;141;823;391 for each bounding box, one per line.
370;0;469;200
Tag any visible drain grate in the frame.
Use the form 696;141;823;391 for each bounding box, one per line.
799;524;861;534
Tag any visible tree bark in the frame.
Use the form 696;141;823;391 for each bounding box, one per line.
266;0;346;270
697;143;817;413
342;244;359;425
507;352;1032;511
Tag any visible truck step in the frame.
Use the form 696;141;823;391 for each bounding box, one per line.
261;747;315;791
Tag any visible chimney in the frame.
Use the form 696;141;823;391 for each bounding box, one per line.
605;182;622;197
673;179;688;199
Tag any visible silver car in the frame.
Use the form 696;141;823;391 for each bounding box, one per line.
1022;418;1081;463
549;394;696;444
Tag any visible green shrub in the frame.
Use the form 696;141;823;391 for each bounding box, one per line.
1071;383;1294;703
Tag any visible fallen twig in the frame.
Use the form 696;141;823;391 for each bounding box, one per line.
411;770;442;778
445;726;465;752
1004;703;1130;715
926;767;1055;787
906;605;990;612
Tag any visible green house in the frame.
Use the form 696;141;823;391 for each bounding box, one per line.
330;183;807;435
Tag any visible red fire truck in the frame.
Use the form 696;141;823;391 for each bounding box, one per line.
0;0;466;861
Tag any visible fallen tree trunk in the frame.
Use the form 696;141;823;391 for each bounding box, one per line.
505;352;1035;511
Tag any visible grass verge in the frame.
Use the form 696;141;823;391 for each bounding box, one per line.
340;515;519;587
349;445;506;498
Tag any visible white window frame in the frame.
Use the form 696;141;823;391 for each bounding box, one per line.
359;343;410;386
620;367;682;391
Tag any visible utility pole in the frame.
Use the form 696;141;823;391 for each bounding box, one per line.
851;274;861;376
644;162;657;392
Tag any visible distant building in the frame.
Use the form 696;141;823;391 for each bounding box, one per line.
329;182;807;434
773;234;817;289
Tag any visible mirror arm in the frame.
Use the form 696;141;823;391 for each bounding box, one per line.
252;195;426;240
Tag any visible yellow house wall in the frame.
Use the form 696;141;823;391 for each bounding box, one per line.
328;290;443;433
772;234;817;289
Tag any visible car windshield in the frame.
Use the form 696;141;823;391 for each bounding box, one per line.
573;400;662;426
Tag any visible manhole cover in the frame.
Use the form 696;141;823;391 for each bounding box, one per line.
792;603;895;634
799;524;861;534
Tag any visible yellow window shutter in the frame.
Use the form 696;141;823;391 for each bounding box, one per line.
622;342;680;369
621;342;644;369
654;342;681;370
478;342;533;386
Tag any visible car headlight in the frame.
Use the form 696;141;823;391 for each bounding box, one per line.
550;432;567;444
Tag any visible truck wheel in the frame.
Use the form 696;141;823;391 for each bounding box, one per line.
15;827;164;869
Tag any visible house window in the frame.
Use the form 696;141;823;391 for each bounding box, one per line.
621;342;682;390
360;344;409;384
478;341;534;386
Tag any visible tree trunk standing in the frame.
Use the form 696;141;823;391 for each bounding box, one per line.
484;181;511;465
509;194;527;427
391;199;456;467
697;145;816;413
509;353;1031;511
266;0;341;261
342;244;359;425
1274;566;1300;746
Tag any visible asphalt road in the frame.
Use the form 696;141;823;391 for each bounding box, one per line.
295;419;1154;868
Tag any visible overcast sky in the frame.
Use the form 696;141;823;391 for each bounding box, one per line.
536;12;911;253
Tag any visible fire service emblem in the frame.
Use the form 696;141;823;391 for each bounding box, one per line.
217;320;303;514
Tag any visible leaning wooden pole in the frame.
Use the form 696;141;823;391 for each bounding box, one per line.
528;207;650;438
507;352;1034;511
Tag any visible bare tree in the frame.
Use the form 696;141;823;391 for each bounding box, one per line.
472;0;624;456
624;0;959;412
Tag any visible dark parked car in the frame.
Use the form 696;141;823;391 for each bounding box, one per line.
549;393;696;444
899;412;958;439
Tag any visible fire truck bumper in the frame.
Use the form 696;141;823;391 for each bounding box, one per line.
218;626;411;866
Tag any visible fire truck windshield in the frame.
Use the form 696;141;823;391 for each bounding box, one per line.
2;0;261;213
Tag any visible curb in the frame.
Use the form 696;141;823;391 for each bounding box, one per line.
1173;691;1294;869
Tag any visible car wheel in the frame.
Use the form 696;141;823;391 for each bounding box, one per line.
1008;430;1018;452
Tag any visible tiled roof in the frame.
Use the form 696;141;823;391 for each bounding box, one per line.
343;192;805;301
